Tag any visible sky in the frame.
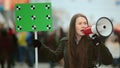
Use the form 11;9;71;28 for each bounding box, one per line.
51;0;120;23
46;0;119;30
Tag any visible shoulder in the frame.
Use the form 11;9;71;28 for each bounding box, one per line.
60;37;68;42
83;36;93;42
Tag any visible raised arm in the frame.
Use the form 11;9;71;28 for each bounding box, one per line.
41;40;65;62
33;37;67;62
96;42;113;65
91;35;113;65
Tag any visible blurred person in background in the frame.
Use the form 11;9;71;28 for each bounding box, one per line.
0;22;14;68
105;32;120;68
26;32;35;68
17;32;27;65
33;13;113;68
8;28;18;67
0;22;6;68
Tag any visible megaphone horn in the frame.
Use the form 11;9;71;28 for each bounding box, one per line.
83;17;113;37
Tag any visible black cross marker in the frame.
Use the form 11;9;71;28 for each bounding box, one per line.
16;6;21;10
46;25;51;30
46;15;50;19
31;5;35;10
45;4;50;9
32;25;36;30
17;25;22;30
31;15;36;20
17;16;22;21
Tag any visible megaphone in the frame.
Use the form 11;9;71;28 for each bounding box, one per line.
83;17;113;37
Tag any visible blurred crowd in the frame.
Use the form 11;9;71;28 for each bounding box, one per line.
0;21;67;68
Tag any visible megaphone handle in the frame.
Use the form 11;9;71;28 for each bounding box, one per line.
90;34;97;39
91;34;102;46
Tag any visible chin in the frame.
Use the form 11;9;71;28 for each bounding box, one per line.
81;34;85;36
80;34;85;36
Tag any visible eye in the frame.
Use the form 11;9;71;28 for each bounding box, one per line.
84;22;87;25
78;22;82;25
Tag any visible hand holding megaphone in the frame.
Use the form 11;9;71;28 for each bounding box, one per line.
83;17;113;38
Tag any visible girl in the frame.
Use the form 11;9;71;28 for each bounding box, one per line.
34;13;113;68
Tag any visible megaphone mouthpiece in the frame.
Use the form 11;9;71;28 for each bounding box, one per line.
83;27;92;35
83;25;97;35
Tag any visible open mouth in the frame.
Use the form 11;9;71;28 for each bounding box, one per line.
81;29;84;32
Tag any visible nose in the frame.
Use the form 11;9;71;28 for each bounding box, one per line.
81;24;86;28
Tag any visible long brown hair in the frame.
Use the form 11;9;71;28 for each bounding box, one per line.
68;13;90;68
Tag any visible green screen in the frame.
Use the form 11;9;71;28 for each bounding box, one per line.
15;3;52;32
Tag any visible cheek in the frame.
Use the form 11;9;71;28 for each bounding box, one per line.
85;25;88;28
75;26;81;33
75;25;79;32
76;24;81;29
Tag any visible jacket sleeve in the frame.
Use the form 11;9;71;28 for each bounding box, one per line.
91;37;113;65
96;43;113;65
89;34;113;65
40;38;66;62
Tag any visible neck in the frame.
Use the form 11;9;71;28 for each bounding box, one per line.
76;35;82;43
